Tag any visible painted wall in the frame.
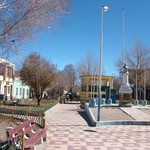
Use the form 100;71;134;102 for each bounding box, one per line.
13;77;30;100
80;75;114;101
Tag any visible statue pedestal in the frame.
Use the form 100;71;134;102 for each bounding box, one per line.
119;82;132;107
119;64;132;107
119;93;132;107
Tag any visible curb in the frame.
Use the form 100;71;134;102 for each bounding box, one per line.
96;120;150;126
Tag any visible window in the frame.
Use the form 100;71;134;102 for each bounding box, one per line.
20;88;22;95
6;66;13;78
88;86;91;92
101;86;107;92
95;86;98;92
8;86;10;94
0;64;4;75
89;94;91;98
89;86;98;92
16;88;18;95
26;89;29;96
81;86;86;92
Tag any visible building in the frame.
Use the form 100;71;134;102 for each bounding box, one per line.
13;76;30;100
129;68;150;102
0;58;15;100
80;75;114;101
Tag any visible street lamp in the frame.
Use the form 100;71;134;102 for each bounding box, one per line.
97;6;108;121
144;69;146;100
135;69;138;101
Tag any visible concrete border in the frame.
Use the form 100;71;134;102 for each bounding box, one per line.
96;120;150;126
85;103;150;126
84;103;96;126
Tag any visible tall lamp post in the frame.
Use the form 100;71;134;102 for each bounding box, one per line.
97;6;108;121
144;68;146;100
135;69;138;101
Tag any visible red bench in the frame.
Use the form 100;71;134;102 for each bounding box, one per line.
6;118;47;150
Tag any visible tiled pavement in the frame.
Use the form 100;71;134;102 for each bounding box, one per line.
44;102;150;150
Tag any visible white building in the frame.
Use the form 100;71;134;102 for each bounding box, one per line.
0;58;15;100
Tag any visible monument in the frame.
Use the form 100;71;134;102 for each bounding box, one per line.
119;63;132;107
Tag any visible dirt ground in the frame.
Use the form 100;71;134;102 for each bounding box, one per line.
90;107;135;121
0;115;23;141
90;106;150;121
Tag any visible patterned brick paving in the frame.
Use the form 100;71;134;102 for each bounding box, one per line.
45;103;150;150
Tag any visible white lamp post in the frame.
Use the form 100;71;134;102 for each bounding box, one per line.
143;68;147;107
143;68;146;100
97;6;108;121
135;69;138;101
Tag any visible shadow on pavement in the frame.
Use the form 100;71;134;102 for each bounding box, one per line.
83;129;97;132
64;102;81;105
60;100;81;105
78;110;93;127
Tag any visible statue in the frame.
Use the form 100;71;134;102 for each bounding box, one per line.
122;63;129;73
119;63;132;107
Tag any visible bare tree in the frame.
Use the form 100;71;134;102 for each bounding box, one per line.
76;53;99;76
50;71;68;98
115;57;125;73
63;64;77;93
116;41;150;88
126;41;150;86
20;52;56;105
0;0;69;57
113;76;121;91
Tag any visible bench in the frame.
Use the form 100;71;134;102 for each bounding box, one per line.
6;118;47;150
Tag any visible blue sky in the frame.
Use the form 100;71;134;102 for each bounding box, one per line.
11;0;150;76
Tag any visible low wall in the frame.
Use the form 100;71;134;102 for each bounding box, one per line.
84;103;96;126
96;120;150;126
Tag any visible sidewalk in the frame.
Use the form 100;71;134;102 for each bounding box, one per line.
44;102;150;150
120;107;150;121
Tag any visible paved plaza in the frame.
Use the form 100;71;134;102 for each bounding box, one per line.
44;102;150;150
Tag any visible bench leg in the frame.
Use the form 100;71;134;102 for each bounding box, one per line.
43;132;47;141
33;145;37;150
40;137;43;143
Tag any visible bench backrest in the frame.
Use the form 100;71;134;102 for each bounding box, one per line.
6;118;35;138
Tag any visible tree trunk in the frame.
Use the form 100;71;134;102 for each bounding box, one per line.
36;94;41;106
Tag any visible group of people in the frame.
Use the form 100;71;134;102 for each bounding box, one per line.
60;93;80;103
